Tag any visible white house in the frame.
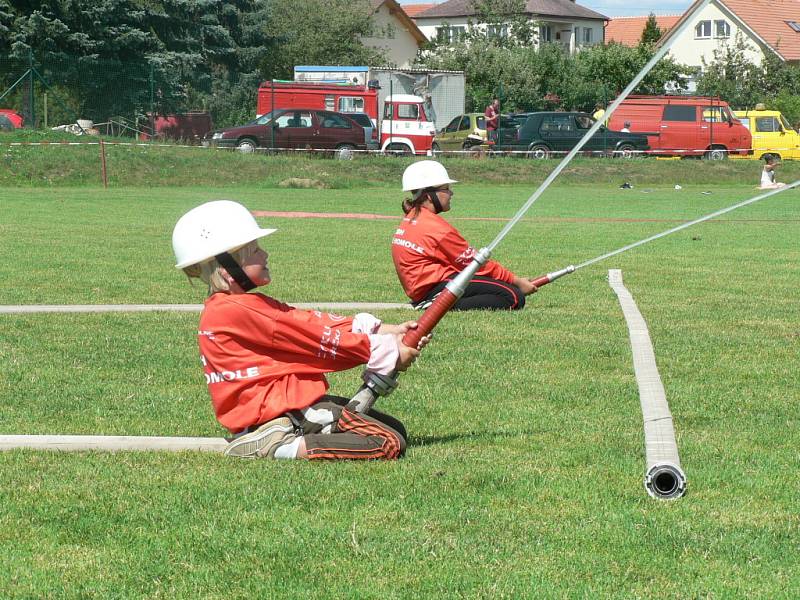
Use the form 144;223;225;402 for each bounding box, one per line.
361;0;428;67
664;0;800;68
412;0;608;53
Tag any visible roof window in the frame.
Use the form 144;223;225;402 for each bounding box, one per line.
786;21;800;33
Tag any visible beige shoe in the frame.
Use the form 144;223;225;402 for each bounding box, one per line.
224;417;295;458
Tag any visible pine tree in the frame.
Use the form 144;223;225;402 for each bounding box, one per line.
640;13;663;46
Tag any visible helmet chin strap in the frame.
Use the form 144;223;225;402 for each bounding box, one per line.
412;188;443;214
215;252;257;291
429;190;443;214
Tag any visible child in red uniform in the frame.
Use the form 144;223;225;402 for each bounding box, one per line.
173;200;428;459
392;160;539;311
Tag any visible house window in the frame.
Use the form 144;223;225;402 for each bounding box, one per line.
436;25;466;43
786;21;800;32
715;20;730;38
695;20;711;38
539;25;552;42
487;24;508;38
583;27;592;43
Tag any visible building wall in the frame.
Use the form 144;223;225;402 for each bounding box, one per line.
415;16;604;53
361;4;421;68
667;3;765;68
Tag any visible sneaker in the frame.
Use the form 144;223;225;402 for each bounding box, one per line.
224;417;295;458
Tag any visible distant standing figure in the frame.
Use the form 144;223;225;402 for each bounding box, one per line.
760;154;786;189
484;98;500;143
621;121;631;133
593;103;605;121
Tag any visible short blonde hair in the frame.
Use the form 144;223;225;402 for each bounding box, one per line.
183;240;260;294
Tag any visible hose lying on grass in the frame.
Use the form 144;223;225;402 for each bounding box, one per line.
609;269;686;500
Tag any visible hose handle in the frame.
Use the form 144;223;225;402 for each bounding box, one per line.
402;288;459;347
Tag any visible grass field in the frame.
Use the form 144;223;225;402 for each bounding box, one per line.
1;158;799;597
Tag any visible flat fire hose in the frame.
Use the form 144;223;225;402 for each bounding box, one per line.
0;435;228;453
608;269;686;500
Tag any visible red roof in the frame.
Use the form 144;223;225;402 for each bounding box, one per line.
402;3;436;18
606;15;681;47
720;0;800;61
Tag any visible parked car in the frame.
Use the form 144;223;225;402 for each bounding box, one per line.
608;95;751;159
345;111;380;151
0;109;24;130
494;112;650;158
436;113;487;152
436;112;527;154
203;109;367;158
732;106;800;160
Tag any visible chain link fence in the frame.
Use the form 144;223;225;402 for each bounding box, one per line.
0;53;260;140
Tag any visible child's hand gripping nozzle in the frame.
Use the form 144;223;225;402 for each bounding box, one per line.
350;249;490;414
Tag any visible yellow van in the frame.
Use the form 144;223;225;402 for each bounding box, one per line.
732;106;800;160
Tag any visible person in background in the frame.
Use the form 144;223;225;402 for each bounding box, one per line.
760;154;786;189
592;103;606;121
621;121;631;133
172;200;430;460
484;98;500;143
392;161;539;311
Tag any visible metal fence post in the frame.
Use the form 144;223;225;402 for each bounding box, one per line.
28;49;35;128
149;62;155;141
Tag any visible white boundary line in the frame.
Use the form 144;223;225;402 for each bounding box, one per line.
0;302;411;314
608;269;687;500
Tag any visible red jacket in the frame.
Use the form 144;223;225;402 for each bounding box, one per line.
197;293;373;432
391;207;516;302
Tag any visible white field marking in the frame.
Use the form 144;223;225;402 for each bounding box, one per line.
608;269;687;500
0;302;410;314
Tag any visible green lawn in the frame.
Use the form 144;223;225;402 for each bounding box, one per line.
0;179;798;598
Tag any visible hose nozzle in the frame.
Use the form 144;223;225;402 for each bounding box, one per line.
531;264;576;289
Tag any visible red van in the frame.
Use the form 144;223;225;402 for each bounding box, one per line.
608;95;751;159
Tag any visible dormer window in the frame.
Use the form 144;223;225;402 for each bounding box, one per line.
695;20;711;39
715;20;730;38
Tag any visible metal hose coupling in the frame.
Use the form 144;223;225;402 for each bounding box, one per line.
444;247;492;298
645;462;687;500
548;264;575;281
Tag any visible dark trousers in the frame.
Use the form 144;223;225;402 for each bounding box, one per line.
292;395;407;460
414;275;525;311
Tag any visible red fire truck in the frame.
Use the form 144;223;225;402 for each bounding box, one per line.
257;81;437;155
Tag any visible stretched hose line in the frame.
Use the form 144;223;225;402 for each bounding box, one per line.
352;0;715;414
576;180;800;270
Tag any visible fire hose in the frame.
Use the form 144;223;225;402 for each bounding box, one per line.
352;177;799;412
351;0;718;414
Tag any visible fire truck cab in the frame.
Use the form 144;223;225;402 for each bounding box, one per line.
381;94;437;156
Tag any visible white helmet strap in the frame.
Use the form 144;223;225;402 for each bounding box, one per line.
216;252;257;291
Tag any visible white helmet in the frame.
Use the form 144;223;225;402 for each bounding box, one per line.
172;200;276;269
402;160;457;192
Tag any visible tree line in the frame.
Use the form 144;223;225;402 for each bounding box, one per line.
2;2;798;128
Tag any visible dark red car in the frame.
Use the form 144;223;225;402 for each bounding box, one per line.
0;109;24;130
202;108;367;159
